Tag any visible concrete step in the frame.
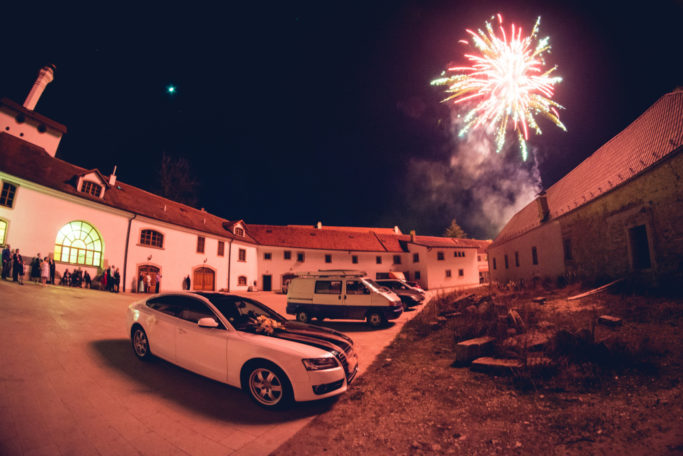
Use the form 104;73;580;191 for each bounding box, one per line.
470;356;554;376
598;315;623;327
454;336;495;364
501;331;551;352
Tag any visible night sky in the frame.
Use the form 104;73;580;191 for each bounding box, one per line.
2;1;681;238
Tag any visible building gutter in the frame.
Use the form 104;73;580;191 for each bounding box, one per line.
122;214;137;292
227;238;234;291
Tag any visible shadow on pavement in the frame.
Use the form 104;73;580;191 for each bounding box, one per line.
306;321;397;332
91;339;338;423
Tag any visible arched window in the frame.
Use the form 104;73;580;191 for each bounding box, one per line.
238;276;247;286
0;219;7;245
140;229;164;248
54;221;103;266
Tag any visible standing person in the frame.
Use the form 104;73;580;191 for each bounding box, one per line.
31;254;41;283
13;250;24;285
138;273;144;293
144;272;151;293
1;244;10;280
40;257;49;286
155;272;161;293
48;257;55;284
114;268;120;293
184;275;191;290
102;268;108;291
84;270;91;288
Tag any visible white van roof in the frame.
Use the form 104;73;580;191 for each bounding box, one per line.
294;269;367;279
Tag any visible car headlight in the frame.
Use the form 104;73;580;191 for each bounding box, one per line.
302;357;339;371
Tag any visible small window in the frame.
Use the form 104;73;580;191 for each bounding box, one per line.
532;246;539;265
458;269;464;277
238;276;247;286
376;256;382;264
413;253;419;263
493;258;497;270
81;181;102;198
437;252;444;261
264;252;272;260
196;236;205;253
284;250;292;260
346;280;367;295
515;251;519;267
352;255;358;264
238;248;247;262
393;255;401;265
0;219;7;245
234;227;244;236
325;254;332;263
217;241;225;257
140;229;164;248
445;269;452;278
415;271;421;280
315;280;342;294
0;182;17;208
297;252;305;262
504;254;509;269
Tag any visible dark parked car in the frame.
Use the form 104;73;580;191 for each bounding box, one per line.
375;279;426;308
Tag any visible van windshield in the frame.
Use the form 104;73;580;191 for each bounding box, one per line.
362;279;383;292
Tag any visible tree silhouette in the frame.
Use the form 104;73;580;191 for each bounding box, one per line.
443;219;468;239
156;152;200;207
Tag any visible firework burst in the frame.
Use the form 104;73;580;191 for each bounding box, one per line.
431;14;566;160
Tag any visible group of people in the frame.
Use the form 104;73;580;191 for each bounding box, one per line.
1;245;34;285
28;253;56;286
138;271;161;293
101;266;121;292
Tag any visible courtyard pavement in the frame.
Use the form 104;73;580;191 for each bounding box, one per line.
0;280;429;455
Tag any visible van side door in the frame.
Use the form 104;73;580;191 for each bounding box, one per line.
314;279;343;317
343;280;371;320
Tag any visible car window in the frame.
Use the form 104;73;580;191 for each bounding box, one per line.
346;280;369;295
146;295;182;317
315;280;342;294
202;294;285;330
175;296;223;327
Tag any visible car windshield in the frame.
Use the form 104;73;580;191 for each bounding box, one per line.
362;279;384;292
197;293;286;330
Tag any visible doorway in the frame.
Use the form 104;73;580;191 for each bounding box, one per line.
137;265;160;293
629;225;651;270
193;267;215;291
262;275;272;292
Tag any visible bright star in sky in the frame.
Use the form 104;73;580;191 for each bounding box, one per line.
166;84;176;94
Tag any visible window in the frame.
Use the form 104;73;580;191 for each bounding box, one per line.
0;219;6;245
234;227;244;236
177;296;220;325
562;239;572;261
352;255;358;264
629;225;651;270
493;258;497;270
284;250;292;260
196;236;205;253
393;255;401;265
140;229;163;248
238;275;247;286
532;246;539;265
413;253;419;263
437;252;444;261
346;280;367;295
459;269;464;277
445;269;452;278
81;181;102;198
504;255;509;269
264;252;272;260
415;271;421;280
515;251;519;267
478;255;481;262
376;256;382;264
0;182;17;208
217;241;225;257
315;280;342;294
53;220;103;267
325;254;332;263
238;248;246;262
297;252;305;262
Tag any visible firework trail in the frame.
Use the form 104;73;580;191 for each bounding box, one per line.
431;14;566;160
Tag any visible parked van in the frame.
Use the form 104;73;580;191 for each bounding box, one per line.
286;270;403;327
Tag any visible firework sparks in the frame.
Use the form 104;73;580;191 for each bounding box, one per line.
431;14;566;160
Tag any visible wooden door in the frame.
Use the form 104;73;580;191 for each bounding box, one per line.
193;267;215;291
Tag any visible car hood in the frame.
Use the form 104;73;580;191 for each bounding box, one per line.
278;321;354;353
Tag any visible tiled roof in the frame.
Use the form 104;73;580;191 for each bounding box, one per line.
288;225;402;235
0;133;253;242
246;224;402;252
409;235;479;249
493;89;683;247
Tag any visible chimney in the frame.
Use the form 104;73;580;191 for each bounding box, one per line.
109;166;117;186
536;190;550;222
24;64;56;111
410;229;416;242
394;225;400;234
316;221;322;229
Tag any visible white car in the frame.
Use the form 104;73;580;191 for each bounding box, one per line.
127;292;358;409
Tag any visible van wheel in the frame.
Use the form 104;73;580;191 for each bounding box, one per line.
296;310;310;323
366;311;386;328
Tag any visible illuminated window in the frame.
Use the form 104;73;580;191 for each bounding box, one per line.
81;181;102;198
140;229;164;248
0;219;7;245
0;182;17;208
54;221;103;267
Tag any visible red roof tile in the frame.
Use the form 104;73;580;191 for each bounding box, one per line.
288;224;402;235
246;224;399;251
493;90;683;247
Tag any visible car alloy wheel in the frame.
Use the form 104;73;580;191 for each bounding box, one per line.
248;367;286;407
296;310;310;323
367;311;384;328
132;326;151;360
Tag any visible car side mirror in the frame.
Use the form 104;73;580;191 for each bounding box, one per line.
198;317;219;328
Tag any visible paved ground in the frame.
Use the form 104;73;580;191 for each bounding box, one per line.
0;280;428;455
